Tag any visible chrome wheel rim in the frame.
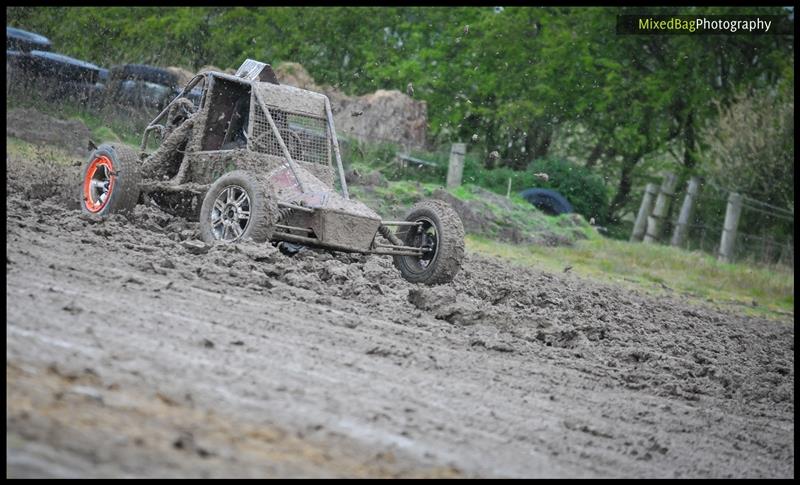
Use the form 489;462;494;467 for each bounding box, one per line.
210;185;251;242
83;156;115;212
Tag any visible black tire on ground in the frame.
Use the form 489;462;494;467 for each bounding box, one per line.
519;188;573;215
109;64;178;88
199;170;278;244
79;144;142;217
392;199;465;285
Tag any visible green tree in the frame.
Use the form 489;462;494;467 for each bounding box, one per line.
7;6;794;231
700;84;794;212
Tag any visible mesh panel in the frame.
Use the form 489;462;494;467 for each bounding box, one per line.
250;101;331;165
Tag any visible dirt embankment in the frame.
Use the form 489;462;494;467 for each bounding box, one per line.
7;108;92;157
164;62;428;149
274;62;427;149
5;141;794;477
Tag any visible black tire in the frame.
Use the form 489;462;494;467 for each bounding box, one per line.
80;144;142;217
519;188;573;215
109;64;178;88
199;170;278;244
392;199;465;285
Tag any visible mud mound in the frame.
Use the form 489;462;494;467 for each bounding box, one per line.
7;108;92;157
273;62;321;91
274;62;428;149
5;151;794;477
198;64;235;75
334;89;427;149
6;142;83;210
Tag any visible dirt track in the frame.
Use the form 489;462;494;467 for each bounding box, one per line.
5;153;794;478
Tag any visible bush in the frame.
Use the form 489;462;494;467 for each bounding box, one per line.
529;157;609;223
339;138;398;172
462;156;609;224
340;137;447;185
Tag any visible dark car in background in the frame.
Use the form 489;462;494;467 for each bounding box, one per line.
106;63;179;110
6;26;51;52
8;48;103;103
7;25;194;112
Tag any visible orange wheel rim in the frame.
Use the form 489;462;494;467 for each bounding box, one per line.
83;156;115;213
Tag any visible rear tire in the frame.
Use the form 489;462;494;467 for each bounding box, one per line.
199;170;278;244
393;199;464;285
80;144;141;217
519;188;573;215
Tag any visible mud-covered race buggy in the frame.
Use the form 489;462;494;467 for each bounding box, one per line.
79;59;464;285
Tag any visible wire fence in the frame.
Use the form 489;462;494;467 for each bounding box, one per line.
643;176;794;269
735;201;794;267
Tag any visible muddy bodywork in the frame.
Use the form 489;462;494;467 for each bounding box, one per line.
137;64;405;255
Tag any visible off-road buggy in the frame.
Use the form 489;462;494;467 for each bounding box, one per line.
80;59;464;285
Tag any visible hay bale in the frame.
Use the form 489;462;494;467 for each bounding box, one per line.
165;66;195;87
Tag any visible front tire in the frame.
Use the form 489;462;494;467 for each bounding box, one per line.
393;199;465;285
80;143;141;217
199;170;278;244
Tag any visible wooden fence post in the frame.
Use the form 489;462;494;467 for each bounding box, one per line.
718;192;743;263
644;172;678;244
446;143;466;189
630;183;658;242
670;176;700;248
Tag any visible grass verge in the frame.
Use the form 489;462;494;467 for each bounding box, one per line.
466;235;794;319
